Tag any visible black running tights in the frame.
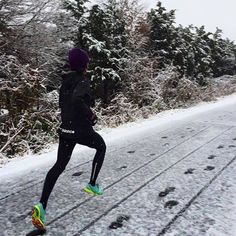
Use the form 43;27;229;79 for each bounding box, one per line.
40;131;106;210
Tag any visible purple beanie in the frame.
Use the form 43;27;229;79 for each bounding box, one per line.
68;48;90;71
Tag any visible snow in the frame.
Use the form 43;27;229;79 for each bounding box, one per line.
1;93;236;235
1;93;236;180
231;184;236;236
0;109;9;116
79;125;236;236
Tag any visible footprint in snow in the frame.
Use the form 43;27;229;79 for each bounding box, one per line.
127;150;135;154
149;153;155;156
208;154;216;160
204;166;215;171
161;136;168;139
217;145;224;149
109;222;123;229
229;145;236;148
159;187;176;197
205;218;215;225
72;171;83;177
164;200;179;209
184;168;195;174
233;138;236;141
109;215;130;230
117;165;127;171
117;215;130;223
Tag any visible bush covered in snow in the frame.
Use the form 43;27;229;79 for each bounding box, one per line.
0;55;59;157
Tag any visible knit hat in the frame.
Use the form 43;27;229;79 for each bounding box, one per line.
68;48;90;72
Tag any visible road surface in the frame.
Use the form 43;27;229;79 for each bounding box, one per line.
0;96;236;236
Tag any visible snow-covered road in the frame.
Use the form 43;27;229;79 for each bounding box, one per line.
1;94;236;236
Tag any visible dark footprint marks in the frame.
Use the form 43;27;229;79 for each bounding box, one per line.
204;166;215;171
72;171;83;177
181;135;185;138
205;218;215;225
217;145;224;149
233;138;236;141
159;187;175;197
161;136;168;139
117;215;130;223
229;145;236;148
127;150;135;154
109;222;123;229
164;200;179;209
208;154;216;160
184;168;195;174
109;215;130;230
149;153;155;156
117;165;127;171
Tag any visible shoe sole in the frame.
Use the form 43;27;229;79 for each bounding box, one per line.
32;206;45;230
83;187;103;196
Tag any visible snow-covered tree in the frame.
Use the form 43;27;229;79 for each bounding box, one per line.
209;28;236;76
0;0;62;156
146;2;236;83
64;0;129;104
147;1;178;68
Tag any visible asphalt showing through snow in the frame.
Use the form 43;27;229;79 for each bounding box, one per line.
1;101;236;236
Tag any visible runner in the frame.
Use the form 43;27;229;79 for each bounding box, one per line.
31;48;106;230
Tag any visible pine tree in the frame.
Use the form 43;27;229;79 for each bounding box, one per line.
64;0;129;105
209;28;236;76
63;0;89;48
147;1;177;68
146;2;236;81
194;26;214;80
172;25;195;77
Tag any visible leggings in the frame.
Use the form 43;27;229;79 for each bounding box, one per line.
40;131;106;210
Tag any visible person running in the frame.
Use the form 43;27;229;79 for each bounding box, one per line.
31;48;106;230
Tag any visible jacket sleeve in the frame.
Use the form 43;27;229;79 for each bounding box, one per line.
72;81;94;119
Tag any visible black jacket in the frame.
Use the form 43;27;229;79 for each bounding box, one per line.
59;71;95;137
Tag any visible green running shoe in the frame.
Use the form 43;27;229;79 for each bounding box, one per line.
83;183;103;195
32;203;46;230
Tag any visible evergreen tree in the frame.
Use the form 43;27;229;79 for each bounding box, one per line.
147;1;177;68
190;26;214;83
173;25;195;77
63;0;89;48
209;28;236;76
64;0;129;105
147;2;236;82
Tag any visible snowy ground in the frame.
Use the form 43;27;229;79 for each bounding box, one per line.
1;93;236;236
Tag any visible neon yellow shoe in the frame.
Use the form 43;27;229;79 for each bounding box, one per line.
32;203;46;230
83;183;103;196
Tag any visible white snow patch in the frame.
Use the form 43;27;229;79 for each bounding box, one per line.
230;185;236;236
0;109;9;116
